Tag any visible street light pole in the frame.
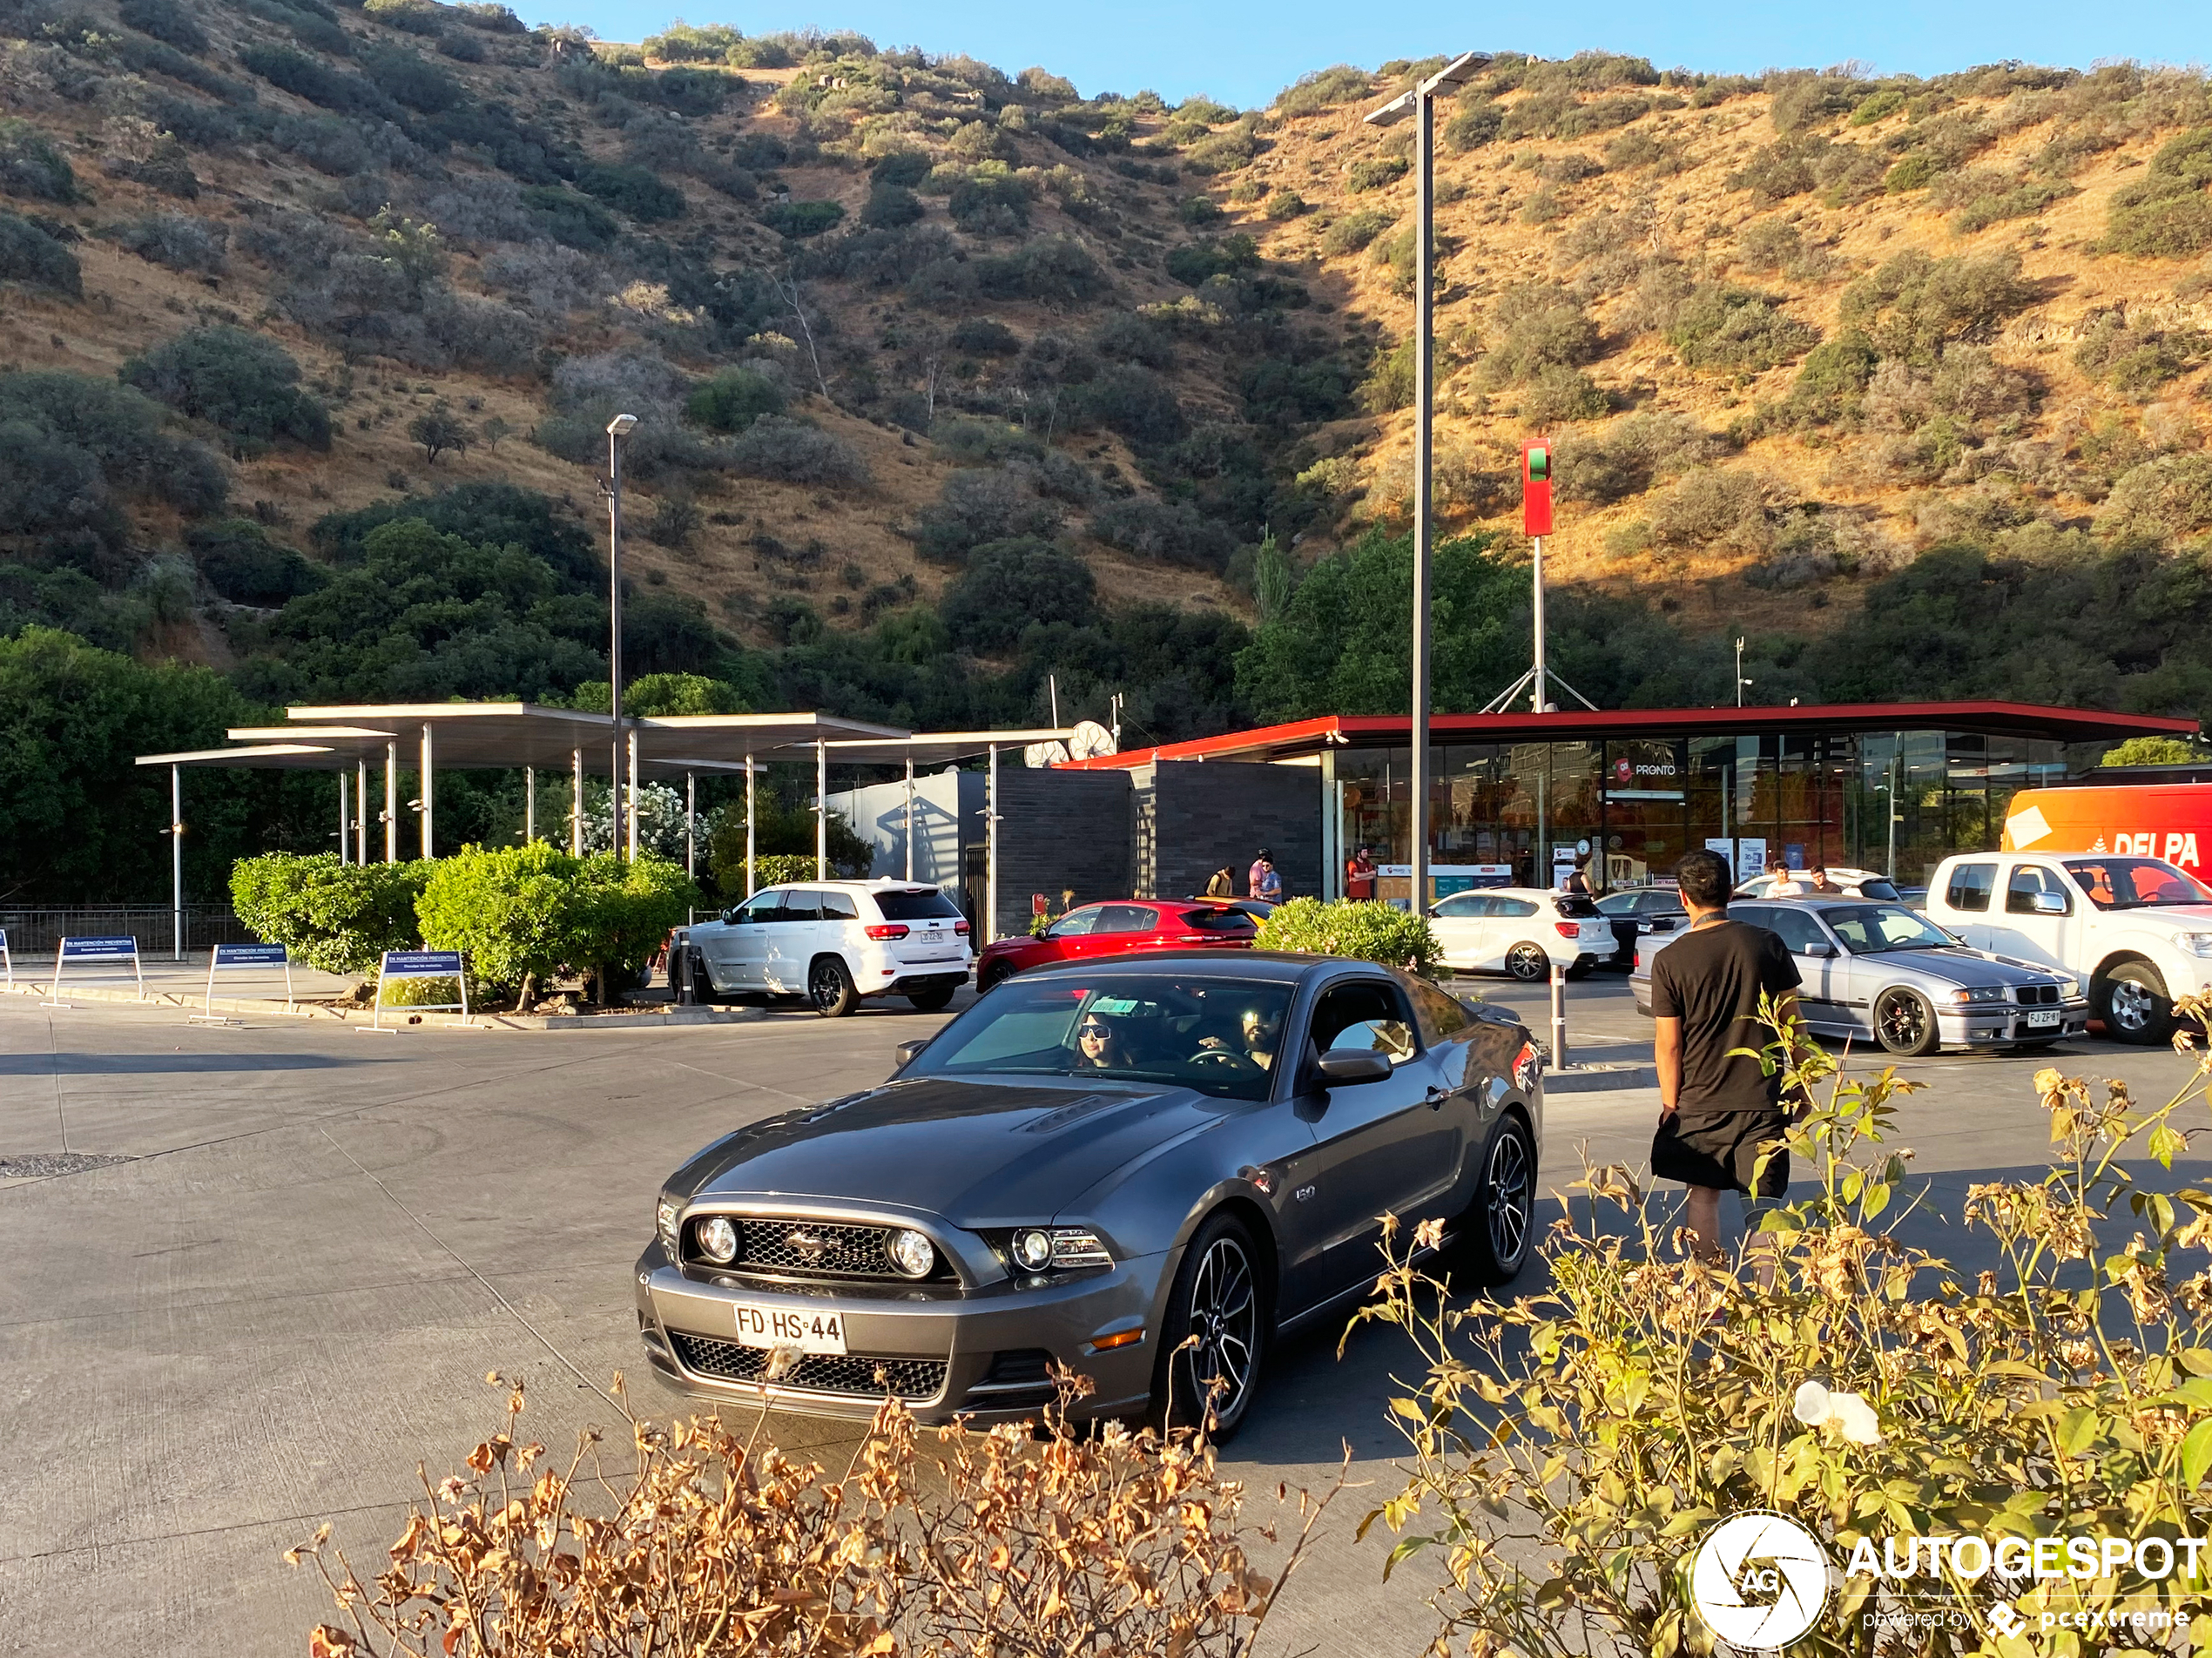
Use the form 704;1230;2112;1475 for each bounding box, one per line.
1366;51;1487;917
606;412;637;859
1735;636;1750;707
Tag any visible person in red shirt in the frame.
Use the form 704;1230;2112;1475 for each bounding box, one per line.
1345;845;1378;900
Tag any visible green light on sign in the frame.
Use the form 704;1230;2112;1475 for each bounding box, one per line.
1527;447;1549;481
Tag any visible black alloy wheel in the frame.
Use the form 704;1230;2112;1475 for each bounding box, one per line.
1155;1213;1267;1440
1465;1114;1536;1284
906;984;954;1012
1873;986;1939;1057
1505;943;1548;982
808;955;858;1017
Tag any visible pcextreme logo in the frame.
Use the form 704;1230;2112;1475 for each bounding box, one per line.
1689;1513;1830;1648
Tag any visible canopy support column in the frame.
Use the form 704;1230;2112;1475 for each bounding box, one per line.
171;762;184;961
626;728;639;863
419;724;434;859
384;742;397;863
745;759;757;896
570;749;583;855
356;760;368;864
685;772;696;880
524;765;535;845
338;770;349;866
986;743;999;947
815;738;827;879
904;756;915;881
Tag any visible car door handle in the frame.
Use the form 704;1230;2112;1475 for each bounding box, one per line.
1426;1086;1449;1109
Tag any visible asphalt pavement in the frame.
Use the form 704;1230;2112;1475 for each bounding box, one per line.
1;971;2206;1658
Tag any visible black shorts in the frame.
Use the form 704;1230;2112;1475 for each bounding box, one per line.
1652;1108;1791;1198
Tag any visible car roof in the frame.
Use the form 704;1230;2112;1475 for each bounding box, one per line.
1456;886;1568;900
1010;950;1356;986
772;880;941;891
1737;895;1899;908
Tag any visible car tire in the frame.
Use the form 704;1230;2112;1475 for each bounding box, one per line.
1873;986;1939;1057
807;955;859;1018
1461;1112;1536;1285
1151;1211;1270;1442
1564;960;1593;982
2096;959;2172;1046
906;985;954;1013
976;961;1013;994
1505;943;1548;982
690;955;722;1004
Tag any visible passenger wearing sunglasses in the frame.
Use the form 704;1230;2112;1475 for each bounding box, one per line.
1072;1014;1132;1071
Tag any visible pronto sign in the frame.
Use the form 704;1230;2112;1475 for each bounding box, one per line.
2002;785;2212;871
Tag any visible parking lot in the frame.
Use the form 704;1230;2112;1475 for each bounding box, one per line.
2;974;2207;1658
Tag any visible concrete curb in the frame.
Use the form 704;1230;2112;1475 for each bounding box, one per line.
0;981;769;1032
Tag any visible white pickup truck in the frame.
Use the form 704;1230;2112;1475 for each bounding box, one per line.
1924;850;2212;1043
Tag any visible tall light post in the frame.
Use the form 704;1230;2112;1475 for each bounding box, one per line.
606;413;637;859
1365;51;1488;915
1735;636;1751;707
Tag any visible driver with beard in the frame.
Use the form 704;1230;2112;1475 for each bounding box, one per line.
1196;1002;1284;1072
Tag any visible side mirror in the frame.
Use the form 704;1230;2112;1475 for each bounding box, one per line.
1316;1047;1392;1086
1802;941;1836;959
893;1037;931;1068
2033;891;2067;914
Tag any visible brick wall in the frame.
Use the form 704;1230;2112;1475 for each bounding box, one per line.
993;769;1133;939
1133;761;1322;901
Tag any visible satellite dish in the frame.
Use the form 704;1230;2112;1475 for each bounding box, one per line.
1023;740;1072;768
1068;719;1118;760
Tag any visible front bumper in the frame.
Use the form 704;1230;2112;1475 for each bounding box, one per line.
1940;1000;2091;1047
633;1240;1168;1425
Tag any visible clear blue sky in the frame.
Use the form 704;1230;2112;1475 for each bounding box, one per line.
528;0;2212;108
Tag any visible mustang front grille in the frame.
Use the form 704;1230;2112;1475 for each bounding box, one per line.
686;1216;953;1282
668;1331;948;1400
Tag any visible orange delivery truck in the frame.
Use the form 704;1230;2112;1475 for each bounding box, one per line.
2000;784;2212;872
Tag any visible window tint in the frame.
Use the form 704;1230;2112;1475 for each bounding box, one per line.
875;888;962;921
1093;904;1158;933
1640;892;1686;914
2006;866;2070;915
1761;907;1830;955
779;890;822;922
1312;980;1417;1064
1049;907;1101;938
1595;893;1637;915
1857;879;1899;901
819;891;858;920
1729;905;1773;932
1434;893;1489;918
1409;978;1472;1042
1945;862;1996;913
727;890;780;925
2062;858;2212;910
1495;898;1539;918
1181;907;1257;933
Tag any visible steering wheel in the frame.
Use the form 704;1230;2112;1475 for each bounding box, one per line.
1188;1047;1264;1076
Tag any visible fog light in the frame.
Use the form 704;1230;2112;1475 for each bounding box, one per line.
697;1216;738;1264
1014;1228;1053;1271
887;1227;935;1278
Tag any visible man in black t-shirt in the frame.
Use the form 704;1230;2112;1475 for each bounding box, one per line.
1649;848;1805;1266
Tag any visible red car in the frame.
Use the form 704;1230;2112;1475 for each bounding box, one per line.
974;900;1258;991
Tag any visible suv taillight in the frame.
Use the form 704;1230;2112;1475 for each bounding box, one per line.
954;920;970;935
866;923;910;940
1554;922;1581;939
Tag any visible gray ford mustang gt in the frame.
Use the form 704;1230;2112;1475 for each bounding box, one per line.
636;952;1543;1439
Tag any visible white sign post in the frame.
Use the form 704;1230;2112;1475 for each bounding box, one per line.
363;950;470;1032
0;927;11;988
191;942;305;1027
43;935;146;1009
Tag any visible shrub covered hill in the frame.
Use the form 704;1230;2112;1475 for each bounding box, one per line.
8;9;2212;792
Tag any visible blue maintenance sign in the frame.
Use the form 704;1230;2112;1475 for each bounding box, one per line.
382;951;464;976
214;943;288;967
60;936;139;959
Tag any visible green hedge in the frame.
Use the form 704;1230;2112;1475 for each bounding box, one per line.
1254;897;1440;977
415;844;696;996
229;854;428;974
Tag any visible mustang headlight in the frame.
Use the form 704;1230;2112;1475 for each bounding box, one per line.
1948;986;2006;1004
696;1216;738;1264
887;1227;936;1278
656;1195;682;1253
2180;933;2212;960
1011;1228;1112;1273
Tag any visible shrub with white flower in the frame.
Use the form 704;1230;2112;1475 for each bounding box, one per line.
1791;1378;1881;1445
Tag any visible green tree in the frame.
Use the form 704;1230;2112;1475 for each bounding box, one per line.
2101;735;2199;766
706;794;871;893
1233;529;1524;719
408;408;469;464
229;853;428;974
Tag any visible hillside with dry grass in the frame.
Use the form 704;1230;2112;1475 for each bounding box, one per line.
5;8;2212;738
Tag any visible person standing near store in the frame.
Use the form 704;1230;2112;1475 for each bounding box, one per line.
1250;850;1284;903
1649;848;1807;1272
1805;864;1844;895
1345;845;1378;901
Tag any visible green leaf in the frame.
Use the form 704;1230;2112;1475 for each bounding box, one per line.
2182;1418;2212;1488
2060;1407;2101;1457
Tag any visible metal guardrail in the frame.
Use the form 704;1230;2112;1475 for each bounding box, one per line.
0;906;258;954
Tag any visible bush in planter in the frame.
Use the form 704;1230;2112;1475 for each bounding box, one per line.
1254;896;1440;977
229;853;428;974
415;844;696;1003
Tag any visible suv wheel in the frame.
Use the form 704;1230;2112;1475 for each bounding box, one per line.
906;984;954;1013
1505;943;1548;981
2097;960;2171;1045
807;955;858;1018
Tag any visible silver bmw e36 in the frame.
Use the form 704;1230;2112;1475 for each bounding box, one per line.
636;952;1543;1439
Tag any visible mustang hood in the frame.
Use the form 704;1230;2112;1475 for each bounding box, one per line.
678;1075;1228;1228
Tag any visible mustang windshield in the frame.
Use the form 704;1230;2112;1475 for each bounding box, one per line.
909;974;1295;1102
1824;904;1960;954
2062;858;2212;911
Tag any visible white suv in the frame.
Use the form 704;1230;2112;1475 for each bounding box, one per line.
674;881;973;1016
1925;852;2212;1043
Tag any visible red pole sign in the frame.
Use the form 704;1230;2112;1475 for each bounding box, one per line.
1522;441;1553;536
